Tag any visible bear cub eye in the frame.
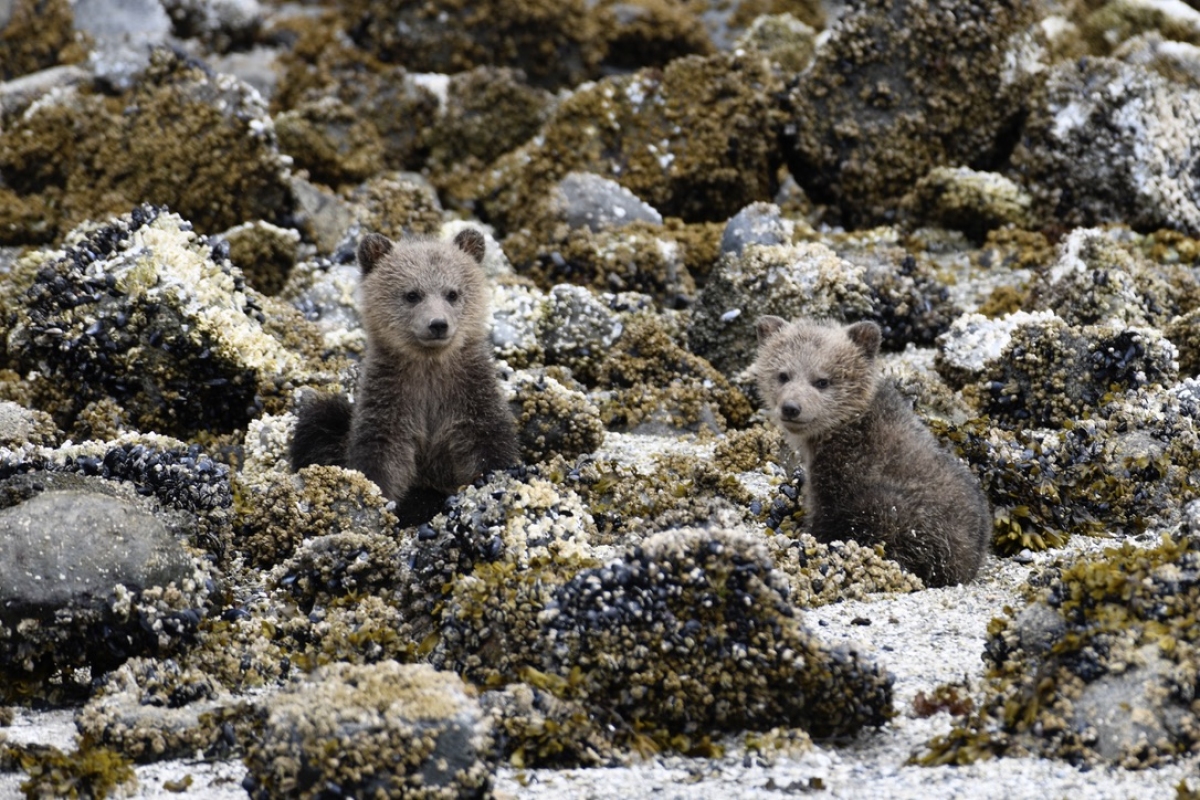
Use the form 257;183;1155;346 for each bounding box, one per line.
777;371;790;384
812;378;831;389
404;290;422;304
446;290;460;303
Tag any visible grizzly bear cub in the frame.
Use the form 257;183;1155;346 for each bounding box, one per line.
751;316;991;587
290;228;519;525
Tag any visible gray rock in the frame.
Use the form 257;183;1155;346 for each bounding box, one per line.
242;661;496;800
552;172;664;232
720;202;794;256
785;0;1040;224
688;241;873;376
160;0;264;54
0;400;59;447
74;0;172;93
538;284;625;379
1013;57;1200;236
934;310;1059;389
1073;644;1183;762
0;475;209;678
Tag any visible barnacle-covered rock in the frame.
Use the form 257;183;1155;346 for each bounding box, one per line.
966;316;1179;427
688;241;873;376
1029;227;1196;328
719;202;797;257
270;531;408;610
917;532;1200;768
1012;57;1200;236
425;66;556;186
343;0;602;91
572;449;755;537
271;25;439;171
595;312;753;433
216;221;301;298
0;474;212;688
0;0;81;82
832;233;961;349
508;369;605;465
477;53;778;234
274;96;385;187
242;661;496;800
0;400;60;448
75;656;252;763
0;436;233;555
2;207;326;439
785;0;1040;225
233;464;398;569
934;310;1058;389
903;167;1034;242
405;468;603;680
539;528;894;738
535;284;625;382
765;532;926;606
936;385;1200;554
0;47;293;244
481;681;620;768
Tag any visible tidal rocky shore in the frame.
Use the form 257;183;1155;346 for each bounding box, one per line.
2;1;1200;798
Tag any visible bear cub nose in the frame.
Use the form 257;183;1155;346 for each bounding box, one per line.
781;401;801;420
428;319;449;337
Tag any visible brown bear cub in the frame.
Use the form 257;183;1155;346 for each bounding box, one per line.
290;228;519;525
751;316;991;587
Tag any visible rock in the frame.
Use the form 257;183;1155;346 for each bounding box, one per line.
537;284;626;381
920;534;1200;768
476;53;778;233
552;172;664;233
0;0;80;83
1029;227;1195;328
425;66;556;181
904;167;1034;242
343;0;602;91
688;241;873;376
0;474;211;680
242;661;496;800
0;400;59;448
508;368;605;465
785;0;1041;225
2;207;324;439
1115;32;1200;88
967;315;1179;426
0;47;294;244
76;656;252;762
540;528;894;738
1012;57;1200;236
159;0;264;54
720;202;795;256
216;220;301;297
1081;0;1200;55
935;310;1058;389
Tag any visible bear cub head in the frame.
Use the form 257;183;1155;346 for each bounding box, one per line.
356;228;489;357
751;316;882;445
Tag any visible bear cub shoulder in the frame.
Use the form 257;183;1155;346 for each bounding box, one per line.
290;228;518;525
751;315;991;587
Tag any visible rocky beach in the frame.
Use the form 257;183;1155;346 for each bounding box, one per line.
2;0;1200;797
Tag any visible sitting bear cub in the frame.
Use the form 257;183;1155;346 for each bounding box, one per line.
290;228;518;525
751;316;991;586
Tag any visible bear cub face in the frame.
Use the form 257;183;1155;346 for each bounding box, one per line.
751;316;882;444
357;228;489;357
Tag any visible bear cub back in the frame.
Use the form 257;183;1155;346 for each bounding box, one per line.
751;316;991;587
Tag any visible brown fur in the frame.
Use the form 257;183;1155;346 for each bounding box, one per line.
751;316;991;587
290;229;519;524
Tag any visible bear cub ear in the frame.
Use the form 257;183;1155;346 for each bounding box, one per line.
755;315;788;344
453;228;487;264
357;233;394;277
846;320;882;359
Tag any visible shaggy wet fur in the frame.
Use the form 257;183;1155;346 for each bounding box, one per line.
290;229;518;525
751;316;991;587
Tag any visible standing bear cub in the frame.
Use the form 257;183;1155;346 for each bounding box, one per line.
290;228;519;525
751;316;991;587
